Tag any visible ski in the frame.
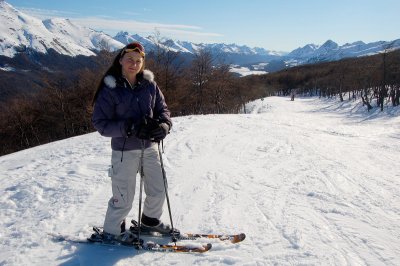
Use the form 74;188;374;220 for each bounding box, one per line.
139;242;211;253
48;231;211;253
130;220;246;244
177;232;246;244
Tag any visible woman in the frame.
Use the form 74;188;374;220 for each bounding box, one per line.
92;42;174;243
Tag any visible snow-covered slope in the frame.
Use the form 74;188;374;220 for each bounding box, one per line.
1;97;399;265
0;1;123;57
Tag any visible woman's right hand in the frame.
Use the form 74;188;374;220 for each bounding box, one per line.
124;118;136;137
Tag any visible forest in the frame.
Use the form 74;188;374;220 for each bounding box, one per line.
0;45;399;156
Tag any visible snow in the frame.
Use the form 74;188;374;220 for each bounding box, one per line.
1;96;400;265
252;62;269;70
0;65;15;71
229;65;268;76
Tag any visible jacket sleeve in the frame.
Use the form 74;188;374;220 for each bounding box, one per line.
153;84;172;129
92;87;128;138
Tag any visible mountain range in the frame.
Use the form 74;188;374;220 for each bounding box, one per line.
1;0;400;72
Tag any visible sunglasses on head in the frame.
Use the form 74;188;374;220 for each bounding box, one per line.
121;42;145;57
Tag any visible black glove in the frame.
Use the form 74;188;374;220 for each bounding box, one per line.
136;116;160;140
149;122;170;141
124;118;136;137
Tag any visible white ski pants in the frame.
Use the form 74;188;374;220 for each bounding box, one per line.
103;144;166;235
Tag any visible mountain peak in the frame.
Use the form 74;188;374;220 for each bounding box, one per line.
321;40;339;49
115;31;129;37
287;43;319;59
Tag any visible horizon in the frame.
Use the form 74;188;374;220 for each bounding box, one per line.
3;0;400;52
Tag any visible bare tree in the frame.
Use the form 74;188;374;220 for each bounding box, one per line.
147;30;184;101
208;63;234;113
189;48;214;113
378;42;395;111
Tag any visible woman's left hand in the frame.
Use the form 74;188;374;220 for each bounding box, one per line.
150;123;170;141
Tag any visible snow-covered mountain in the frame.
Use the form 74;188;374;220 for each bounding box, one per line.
114;32;196;54
285;39;400;66
114;31;283;58
0;1;123;57
1;0;399;69
0;0;283;61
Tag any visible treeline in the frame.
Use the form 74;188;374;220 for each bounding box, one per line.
247;49;400;111
0;69;100;155
1;46;399;156
0;48;257;155
146;47;256;115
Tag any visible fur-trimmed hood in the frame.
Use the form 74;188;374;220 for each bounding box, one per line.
104;69;154;89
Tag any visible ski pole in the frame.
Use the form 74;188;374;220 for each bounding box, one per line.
135;140;145;248
157;142;177;243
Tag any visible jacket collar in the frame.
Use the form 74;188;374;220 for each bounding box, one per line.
104;69;154;89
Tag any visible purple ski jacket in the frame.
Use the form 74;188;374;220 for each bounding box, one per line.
92;69;172;151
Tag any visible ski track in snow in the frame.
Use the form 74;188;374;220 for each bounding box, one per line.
1;96;400;265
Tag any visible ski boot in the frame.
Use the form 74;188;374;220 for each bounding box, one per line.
88;226;143;246
130;215;180;237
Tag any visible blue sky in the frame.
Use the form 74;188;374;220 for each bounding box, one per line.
6;0;400;51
